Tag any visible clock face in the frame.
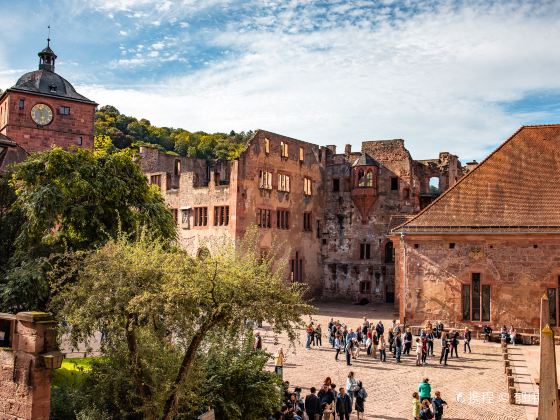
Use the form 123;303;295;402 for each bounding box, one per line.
31;103;53;126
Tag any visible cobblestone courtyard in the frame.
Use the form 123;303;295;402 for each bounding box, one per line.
263;303;528;420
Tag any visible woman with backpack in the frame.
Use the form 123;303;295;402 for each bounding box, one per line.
354;381;367;419
346;371;358;406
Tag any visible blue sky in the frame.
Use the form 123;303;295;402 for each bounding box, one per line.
1;0;560;161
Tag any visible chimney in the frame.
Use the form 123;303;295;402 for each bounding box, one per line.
326;145;337;154
344;144;352;156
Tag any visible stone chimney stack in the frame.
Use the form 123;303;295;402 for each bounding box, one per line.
326;145;337;154
344;144;352;156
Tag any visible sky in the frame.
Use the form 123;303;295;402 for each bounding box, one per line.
1;0;560;162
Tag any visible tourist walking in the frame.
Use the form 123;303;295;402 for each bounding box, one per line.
305;387;321;420
439;334;450;366
432;390;448;420
379;334;387;362
334;334;342;361
253;331;262;351
388;328;395;354
421;332;428;365
404;327;413;355
345;338;353;366
375;320;384;338
346;371;358;406
395;331;403;363
354;381;367;420
274;348;285;379
450;331;459;358
336;388;352;420
372;330;378;358
412;392;421;420
463;327;472;353
306;324;314;350
436;321;444;339
315;324;323;347
426;329;434;356
418;378;432;403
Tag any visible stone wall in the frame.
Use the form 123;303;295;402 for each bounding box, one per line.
0;92;95;153
393;234;560;330
0;312;60;420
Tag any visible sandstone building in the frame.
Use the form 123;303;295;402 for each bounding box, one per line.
0;40;96;172
141;132;462;300
391;125;560;330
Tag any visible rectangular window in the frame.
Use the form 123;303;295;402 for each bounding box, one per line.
257;209;271;228
150;174;162;189
277;210;290;230
316;220;321;239
174;160;181;176
18;99;25;110
332;178;340;192
214;206;229;226
280;141;289;158
482;285;491;322
290;252;303;282
390;177;399;191
181;209;191;229
471;273;481;321
259;170;272;189
299;147;304;162
172;208;178;225
194;207;208;227
77;136;83;146
548;287;557;327
59;106;71;115
303;212;312;232
278;173;291;192
360;243;371;260
462;284;471;321
264;138;270;154
360;281;371;293
303;177;312;196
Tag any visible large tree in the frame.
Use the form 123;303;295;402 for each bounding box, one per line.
58;231;312;419
0;146;176;312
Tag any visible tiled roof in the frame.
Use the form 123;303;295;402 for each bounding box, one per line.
352;153;380;167
393;125;560;234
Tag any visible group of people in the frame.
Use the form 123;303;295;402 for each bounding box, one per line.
317;317;473;367
412;378;448;420
273;373;368;420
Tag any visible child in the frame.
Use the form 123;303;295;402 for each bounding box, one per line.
432;390;448;420
412;392;421;420
415;337;422;366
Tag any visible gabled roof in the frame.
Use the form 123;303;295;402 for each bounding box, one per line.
393;125;560;234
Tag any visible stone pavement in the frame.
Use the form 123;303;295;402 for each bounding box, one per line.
508;345;538;420
262;303;528;420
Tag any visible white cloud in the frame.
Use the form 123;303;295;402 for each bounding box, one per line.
151;42;165;50
76;1;560;162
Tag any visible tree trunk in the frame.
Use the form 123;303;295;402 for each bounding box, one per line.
125;315;151;405
160;315;221;420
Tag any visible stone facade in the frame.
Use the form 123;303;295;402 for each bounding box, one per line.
321;141;461;303
393;235;560;330
0;312;61;420
140;130;327;294
392;125;560;330
144;133;462;300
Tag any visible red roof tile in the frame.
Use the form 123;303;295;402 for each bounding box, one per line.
393;125;560;233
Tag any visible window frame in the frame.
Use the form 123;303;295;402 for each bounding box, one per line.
259;170;273;190
303;177;313;196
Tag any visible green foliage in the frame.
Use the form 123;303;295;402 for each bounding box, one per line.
0;147;176;312
95;105;253;160
56;230;312;418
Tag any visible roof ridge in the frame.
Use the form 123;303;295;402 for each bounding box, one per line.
392;125;528;232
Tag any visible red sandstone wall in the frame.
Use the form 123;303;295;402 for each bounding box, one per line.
393;234;560;329
0;92;95;153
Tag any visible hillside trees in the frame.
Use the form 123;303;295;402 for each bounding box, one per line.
94;105;253;160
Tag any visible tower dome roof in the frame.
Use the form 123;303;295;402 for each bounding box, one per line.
11;70;95;104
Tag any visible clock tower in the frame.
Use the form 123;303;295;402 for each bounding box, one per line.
0;39;97;159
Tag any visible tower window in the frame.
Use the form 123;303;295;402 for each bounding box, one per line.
59;106;70;115
390;177;399;191
49;84;57;93
332;178;340;192
18;99;25;110
360;243;371;260
77;136;83;146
